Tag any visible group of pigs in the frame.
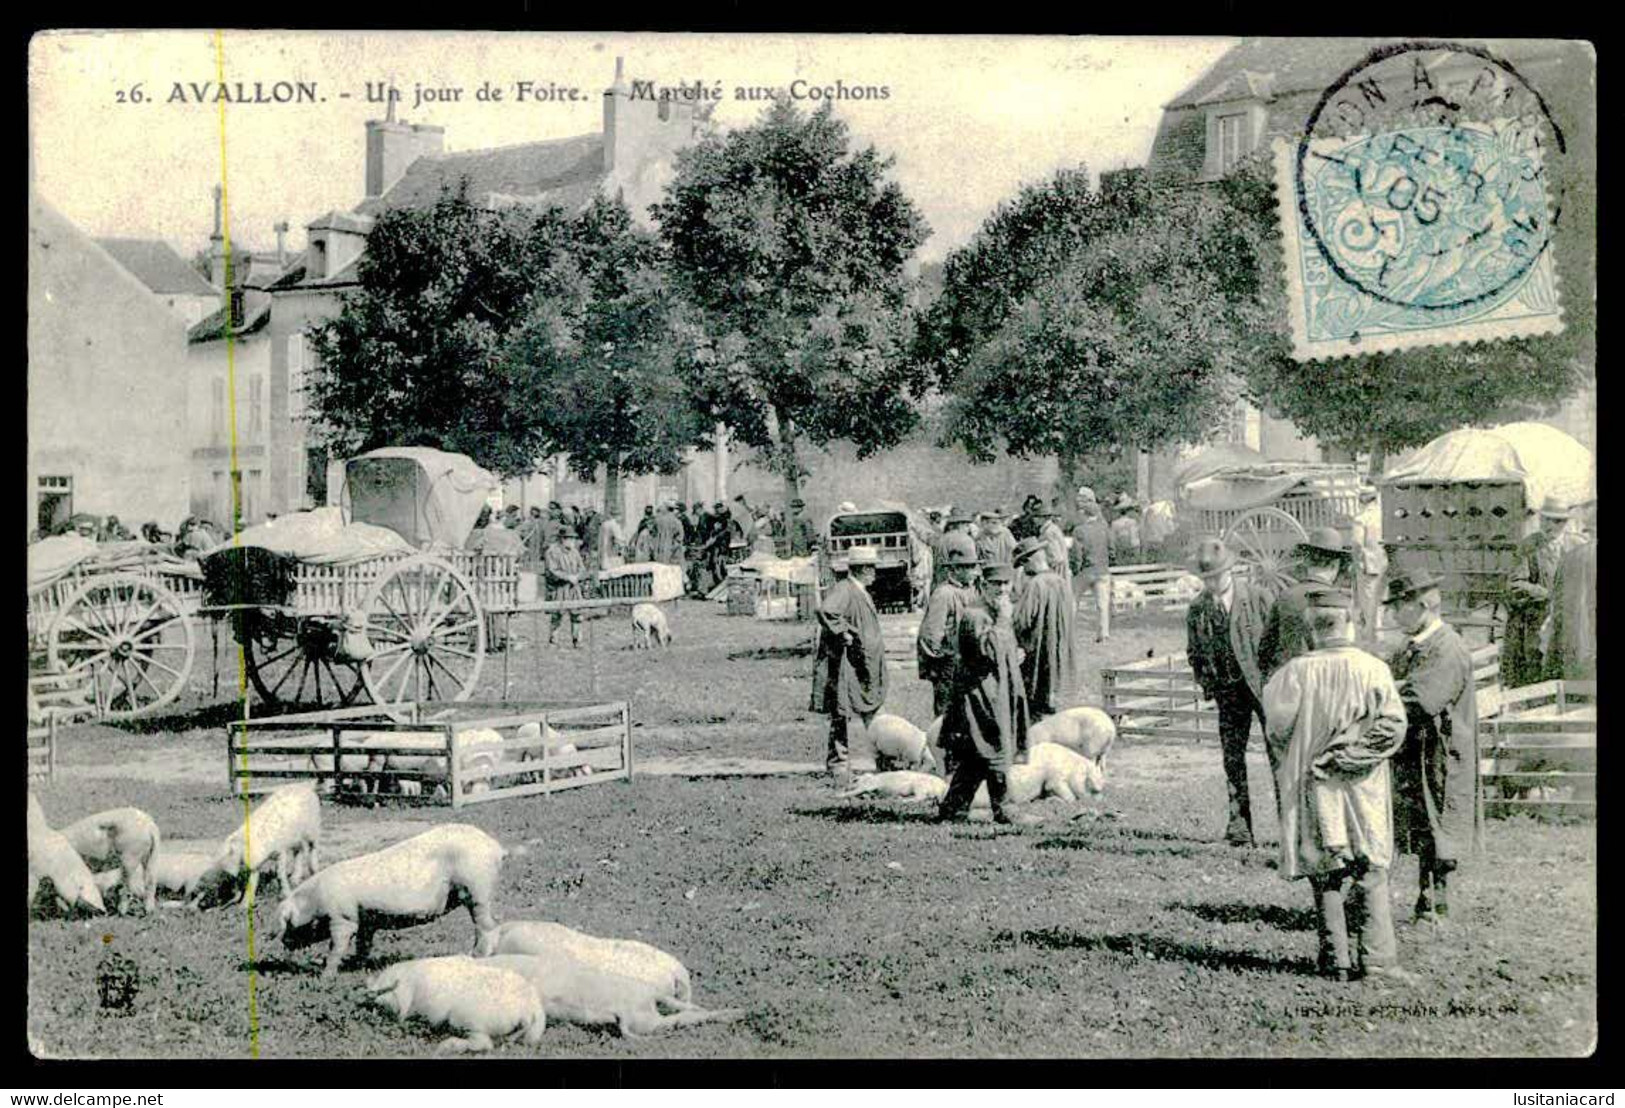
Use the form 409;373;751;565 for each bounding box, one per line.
28;783;740;1052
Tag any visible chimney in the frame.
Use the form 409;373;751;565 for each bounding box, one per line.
208;184;229;290
603;57;628;172
273;220;289;267
365;117;417;200
410;122;444;164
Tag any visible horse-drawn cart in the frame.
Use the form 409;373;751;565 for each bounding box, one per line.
1178;461;1363;592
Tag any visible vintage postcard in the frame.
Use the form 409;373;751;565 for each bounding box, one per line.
27;31;1595;1069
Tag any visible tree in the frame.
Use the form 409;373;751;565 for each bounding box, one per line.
304;187;571;478
931;168;1257;487
654;99;930;534
498;196;712;497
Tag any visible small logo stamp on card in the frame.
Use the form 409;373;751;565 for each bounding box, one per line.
1276;42;1567;361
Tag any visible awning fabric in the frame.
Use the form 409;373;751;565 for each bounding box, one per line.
1383;422;1594;508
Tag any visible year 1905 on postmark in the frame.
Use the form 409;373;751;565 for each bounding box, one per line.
1275;41;1567;361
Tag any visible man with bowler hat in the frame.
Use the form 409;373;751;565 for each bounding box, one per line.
1185;538;1277;846
1011;536;1076;720
917;531;981;772
1385;569;1478;925
1260;526;1355;684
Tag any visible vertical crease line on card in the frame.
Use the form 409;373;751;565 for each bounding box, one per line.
213;26;260;1060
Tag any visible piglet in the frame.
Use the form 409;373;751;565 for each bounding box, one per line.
60;807;162;914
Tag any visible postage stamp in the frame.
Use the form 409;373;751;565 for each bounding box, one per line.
1276;41;1567;361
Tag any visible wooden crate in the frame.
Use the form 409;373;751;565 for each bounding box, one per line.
1479;680;1595;821
27;718;55;783
289;551;519;616
1103;642;1501;743
224;698;632;807
1079;563;1203;617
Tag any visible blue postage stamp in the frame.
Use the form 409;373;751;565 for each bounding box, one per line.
1276;42;1566;361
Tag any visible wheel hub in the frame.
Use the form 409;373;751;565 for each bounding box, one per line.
112;641;134;660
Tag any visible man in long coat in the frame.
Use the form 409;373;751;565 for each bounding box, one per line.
1011;537;1076;720
652;503;686;568
918;531;981;729
931;511;975;591
1186;538;1278;846
976;510;1017;569
1259;527;1354;685
936;562;1036;825
1504;496;1584;687
1544;512;1596;680
1385;570;1479;923
1263;588;1416;984
1009;495;1045;542
810;546;887;789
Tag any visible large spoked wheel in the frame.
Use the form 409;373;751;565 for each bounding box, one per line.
1225;506;1306;595
239;611;368;710
359;555;486;711
46;573;196;720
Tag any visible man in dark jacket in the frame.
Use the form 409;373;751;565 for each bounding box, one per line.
1385;570;1479;924
1011;536;1076;720
918;531;981;728
810;546;887;789
1185;538;1277;846
936;562;1036;826
1259;526;1354;685
1009;495;1045;542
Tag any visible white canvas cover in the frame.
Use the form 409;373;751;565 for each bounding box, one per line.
344;447;499;549
1383;422;1594;509
601;561;686;601
736;552;820;586
205;507;413;566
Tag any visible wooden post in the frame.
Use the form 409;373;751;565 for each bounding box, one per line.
541;711;552;795
587;614;599;699
332;724;342;795
449;724;464;809
622;702;633;781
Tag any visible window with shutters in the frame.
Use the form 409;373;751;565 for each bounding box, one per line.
1216;113;1247;173
288;333;306;421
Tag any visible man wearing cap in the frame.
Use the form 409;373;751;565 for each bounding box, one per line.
1349;486;1387;641
1109;495;1142;563
1263;587;1415;984
811;545;888;789
918;531;981;742
937;561;1036;825
1072;489;1113;642
1385;571;1478;924
976;509;1017;570
1259;526;1354;684
1504;496;1584;687
1186;538;1278;846
1011;537;1076;720
931;510;975;591
544;532;588;648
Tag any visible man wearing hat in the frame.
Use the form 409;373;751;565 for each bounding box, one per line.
1349;486;1387;641
1109;495;1142;564
976;508;1017;570
1036;502;1071;602
1073;489;1113;642
931;509;976;591
918;530;981;745
1504;495;1584;687
1185;538;1277;846
788;498;817;558
1543;499;1597;681
1259;526;1354;684
544;531;588;649
1010;495;1045;542
1263;586;1416;984
937;561;1036;825
1011;537;1077;720
811;545;888;789
1385;570;1478;924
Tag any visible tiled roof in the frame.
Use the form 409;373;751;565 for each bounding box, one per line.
356;133;606;216
307;210;375;234
94;238;217;297
187;289;272;343
263;248;361;292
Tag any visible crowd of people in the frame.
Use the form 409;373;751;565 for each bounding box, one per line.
810;481;1599;986
28;512;232;561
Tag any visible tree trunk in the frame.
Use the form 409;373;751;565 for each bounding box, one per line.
605;455;622;519
1057;450;1080;518
778;412;803;539
1367;442;1388;482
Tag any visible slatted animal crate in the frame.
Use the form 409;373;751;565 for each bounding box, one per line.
1382;478;1526;636
225;699;631;807
1102;643;1502;743
1079;563;1205;617
26;670;98;783
1479;680;1595;821
287;551;519;615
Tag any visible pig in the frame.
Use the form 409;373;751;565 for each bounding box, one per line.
482;953;745;1038
357;732;450;796
60;807;162;914
193;783;321;909
273;823;506;978
864;714;939;773
971;742;1104;811
837;771;949;804
365;955;546;1053
28;794;105;916
150;850;217;901
514;721;590;782
630;603;672;649
1027;706;1117;770
489;920;692;1002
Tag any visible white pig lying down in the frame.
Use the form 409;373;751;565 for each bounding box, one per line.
489;920;692;1003
275;823;506;979
1027;706;1117;769
366;956;546;1053
865;714;939;773
193;783;322;909
60;808;162;914
837;771;948;804
482;953;745;1038
28;794;106;917
970;742;1105;810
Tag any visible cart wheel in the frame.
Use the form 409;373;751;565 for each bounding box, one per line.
1224;507;1306;595
240;612;368;710
46;573;196;720
359;555;486;711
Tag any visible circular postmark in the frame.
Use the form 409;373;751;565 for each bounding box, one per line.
1294;41;1567;314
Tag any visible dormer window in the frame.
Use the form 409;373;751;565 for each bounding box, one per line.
311;237;328;280
229;288;245;328
1216;113;1248;173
